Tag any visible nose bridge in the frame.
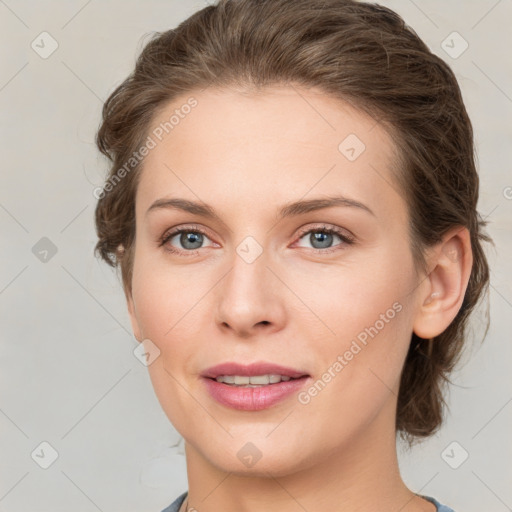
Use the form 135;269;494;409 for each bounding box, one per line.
223;235;271;307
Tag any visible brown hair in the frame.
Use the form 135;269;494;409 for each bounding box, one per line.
94;0;492;446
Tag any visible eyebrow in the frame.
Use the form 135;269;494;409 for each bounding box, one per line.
145;195;375;222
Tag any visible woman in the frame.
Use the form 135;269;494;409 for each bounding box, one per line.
93;1;491;510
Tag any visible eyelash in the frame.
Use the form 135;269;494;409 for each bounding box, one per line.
158;223;355;256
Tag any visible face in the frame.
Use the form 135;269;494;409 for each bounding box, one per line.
126;85;422;477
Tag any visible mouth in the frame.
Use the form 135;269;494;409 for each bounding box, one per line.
200;362;311;411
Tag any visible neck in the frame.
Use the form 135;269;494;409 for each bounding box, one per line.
182;398;432;512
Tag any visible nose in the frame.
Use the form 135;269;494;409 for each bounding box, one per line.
214;245;287;338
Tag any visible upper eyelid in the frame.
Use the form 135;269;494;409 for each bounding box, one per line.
295;223;353;238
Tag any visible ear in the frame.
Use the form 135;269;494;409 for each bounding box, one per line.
413;226;473;339
125;284;143;343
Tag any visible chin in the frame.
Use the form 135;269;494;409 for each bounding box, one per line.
201;440;315;479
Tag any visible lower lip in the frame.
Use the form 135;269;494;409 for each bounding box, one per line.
203;377;310;411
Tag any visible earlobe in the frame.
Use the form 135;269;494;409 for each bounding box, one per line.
413;226;473;339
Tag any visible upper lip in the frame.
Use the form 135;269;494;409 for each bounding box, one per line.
201;361;309;379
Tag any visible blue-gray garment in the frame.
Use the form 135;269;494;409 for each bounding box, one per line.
161;491;455;511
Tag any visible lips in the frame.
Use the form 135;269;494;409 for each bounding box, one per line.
201;361;309;380
201;363;312;411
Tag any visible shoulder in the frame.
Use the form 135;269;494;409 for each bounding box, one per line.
160;491;188;512
421;494;456;512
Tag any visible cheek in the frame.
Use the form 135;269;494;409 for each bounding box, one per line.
292;248;415;398
290;249;413;343
130;248;202;340
294;287;413;445
131;261;205;427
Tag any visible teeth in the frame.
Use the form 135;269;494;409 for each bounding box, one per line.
214;374;294;385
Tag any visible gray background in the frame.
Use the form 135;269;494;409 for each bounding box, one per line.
0;1;511;511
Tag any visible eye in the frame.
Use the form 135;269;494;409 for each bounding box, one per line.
159;225;215;255
294;224;354;253
159;223;355;256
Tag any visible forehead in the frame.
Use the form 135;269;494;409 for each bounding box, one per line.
136;85;403;222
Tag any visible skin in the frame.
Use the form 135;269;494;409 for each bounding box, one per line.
124;85;472;512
